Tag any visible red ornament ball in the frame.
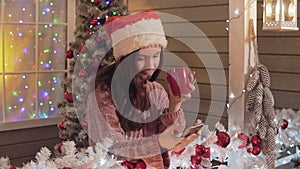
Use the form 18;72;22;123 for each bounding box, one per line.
96;37;102;43
59;120;66;130
92;61;100;68
281;119;289;130
195;144;206;155
79;69;88;77
9;167;17;169
58;142;63;153
251;135;261;145
90;19;98;25
251;145;261;155
93;0;100;5
215;131;231;148
135;160;147;169
121;161;135;169
66;50;74;59
190;154;201;165
64;91;73;103
78;44;85;53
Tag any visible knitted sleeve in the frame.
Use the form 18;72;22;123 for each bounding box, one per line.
152;82;186;134
87;88;162;159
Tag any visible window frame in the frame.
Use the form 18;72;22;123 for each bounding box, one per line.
0;0;75;130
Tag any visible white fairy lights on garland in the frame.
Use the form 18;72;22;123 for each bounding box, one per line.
225;0;256;31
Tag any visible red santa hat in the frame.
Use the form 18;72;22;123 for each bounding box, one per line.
104;10;168;60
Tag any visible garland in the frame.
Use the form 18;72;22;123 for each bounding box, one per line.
1;116;300;169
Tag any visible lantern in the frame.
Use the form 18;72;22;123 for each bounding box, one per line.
263;0;298;31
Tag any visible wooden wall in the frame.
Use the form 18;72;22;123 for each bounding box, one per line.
0;125;59;166
128;0;229;127
257;0;300;110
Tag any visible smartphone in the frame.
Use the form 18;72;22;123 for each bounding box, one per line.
181;123;204;138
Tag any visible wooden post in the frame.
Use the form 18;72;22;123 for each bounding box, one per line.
228;0;257;131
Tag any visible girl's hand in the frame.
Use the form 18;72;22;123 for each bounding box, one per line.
158;124;183;150
172;133;200;152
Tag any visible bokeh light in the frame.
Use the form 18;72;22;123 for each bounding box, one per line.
1;0;67;122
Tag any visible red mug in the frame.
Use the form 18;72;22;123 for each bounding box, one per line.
166;67;196;96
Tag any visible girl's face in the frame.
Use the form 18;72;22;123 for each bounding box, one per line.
135;46;161;80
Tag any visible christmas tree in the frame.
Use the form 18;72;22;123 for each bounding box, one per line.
55;0;127;154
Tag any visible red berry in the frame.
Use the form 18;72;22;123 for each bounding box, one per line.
251;145;261;155
251;135;261;145
195;144;206;155
190;155;201;165
281;119;288;130
215;131;231;148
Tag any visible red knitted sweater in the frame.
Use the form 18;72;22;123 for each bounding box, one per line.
87;81;186;169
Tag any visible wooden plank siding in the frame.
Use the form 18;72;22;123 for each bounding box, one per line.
128;0;229;127
0;125;59;166
257;0;300;110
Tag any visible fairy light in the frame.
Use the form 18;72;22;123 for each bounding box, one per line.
234;8;239;15
226;0;256;31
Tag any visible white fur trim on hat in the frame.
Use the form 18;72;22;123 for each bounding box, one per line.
111;18;168;60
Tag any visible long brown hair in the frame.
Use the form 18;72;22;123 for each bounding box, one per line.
95;49;163;131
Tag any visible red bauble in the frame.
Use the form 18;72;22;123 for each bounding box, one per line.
247;147;251;153
251;135;261;145
78;44;85;53
93;0;100;5
251;145;261;155
195;144;206;155
135;160;147;169
215;131;231;148
190;154;201;165
58;142;63;153
92;61;100;68
121;161;135;169
81;119;88;130
96;37;102;43
90;19;98;25
64;91;73;103
79;69;88;77
9;167;17;169
59;120;66;130
66;50;74;59
281;119;288;130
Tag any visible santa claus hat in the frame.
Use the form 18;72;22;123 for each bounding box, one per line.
104;10;168;60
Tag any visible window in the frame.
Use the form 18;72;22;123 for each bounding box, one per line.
0;0;74;125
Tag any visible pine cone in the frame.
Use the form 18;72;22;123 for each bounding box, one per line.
255;82;264;105
263;87;274;111
258;116;267;139
261;139;268;155
266;154;275;169
252;110;262;127
259;65;271;87
246;90;256;112
247;69;260;91
265;108;276;120
266;127;276;153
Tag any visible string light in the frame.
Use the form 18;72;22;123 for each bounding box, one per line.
0;0;66;122
225;0;256;31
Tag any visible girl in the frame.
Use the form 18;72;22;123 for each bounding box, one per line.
87;10;198;169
